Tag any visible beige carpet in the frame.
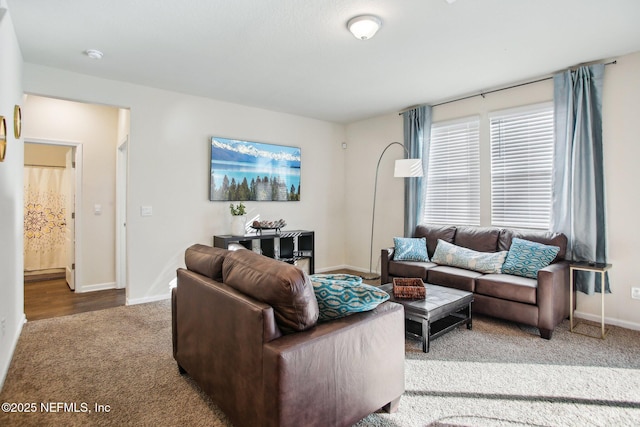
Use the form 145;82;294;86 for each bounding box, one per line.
1;299;640;426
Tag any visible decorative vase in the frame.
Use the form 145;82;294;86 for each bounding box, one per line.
231;215;246;236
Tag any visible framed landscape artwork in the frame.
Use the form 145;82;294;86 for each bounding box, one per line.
210;137;301;201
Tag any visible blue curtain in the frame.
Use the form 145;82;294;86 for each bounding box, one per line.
402;105;431;237
552;64;610;294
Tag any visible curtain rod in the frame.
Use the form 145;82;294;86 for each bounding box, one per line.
399;60;617;112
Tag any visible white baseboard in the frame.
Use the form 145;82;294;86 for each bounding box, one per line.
574;310;640;331
127;293;170;306
316;265;371;274
76;282;117;293
0;313;26;390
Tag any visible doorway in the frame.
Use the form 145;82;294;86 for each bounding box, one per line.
21;95;129;320
23;141;78;290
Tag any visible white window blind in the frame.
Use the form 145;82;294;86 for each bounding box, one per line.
423;117;480;226
490;103;554;229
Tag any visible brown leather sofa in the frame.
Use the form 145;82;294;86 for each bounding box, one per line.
381;224;570;339
172;244;405;427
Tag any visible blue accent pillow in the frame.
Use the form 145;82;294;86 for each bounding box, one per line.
502;238;560;279
431;239;507;274
309;274;389;321
393;237;429;262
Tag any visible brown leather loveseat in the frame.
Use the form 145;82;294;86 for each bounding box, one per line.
381;224;570;339
172;244;405;427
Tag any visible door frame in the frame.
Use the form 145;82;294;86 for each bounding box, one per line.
24;138;84;292
116;137;128;290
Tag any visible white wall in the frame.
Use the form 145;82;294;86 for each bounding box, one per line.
344;114;405;274
0;1;24;388
23;64;347;304
598;51;640;329
23;96;120;290
345;51;640;329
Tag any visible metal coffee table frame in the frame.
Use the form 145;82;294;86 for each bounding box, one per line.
380;282;473;352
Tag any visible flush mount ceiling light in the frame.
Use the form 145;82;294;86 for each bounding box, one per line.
347;15;382;40
85;49;104;60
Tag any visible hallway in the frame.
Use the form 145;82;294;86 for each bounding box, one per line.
24;278;125;321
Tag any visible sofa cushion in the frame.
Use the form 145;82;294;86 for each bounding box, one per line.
427;266;482;292
414;224;457;259
502;238;560;279
388;260;435;281
431;239;508;274
476;273;537;305
454;226;502;253
185;244;228;281
309;274;389;321
393;237;429;261
222;249;319;333
499;229;567;263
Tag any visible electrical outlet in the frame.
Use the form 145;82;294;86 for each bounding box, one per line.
632;287;640;300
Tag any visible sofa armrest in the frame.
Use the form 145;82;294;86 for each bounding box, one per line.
173;268;282;427
536;261;570;333
381;247;395;284
262;301;405;427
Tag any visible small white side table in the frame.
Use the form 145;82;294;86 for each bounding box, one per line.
569;261;612;339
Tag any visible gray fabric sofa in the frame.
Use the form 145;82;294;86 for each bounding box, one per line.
381;224;570;339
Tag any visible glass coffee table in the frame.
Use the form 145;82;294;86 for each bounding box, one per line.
380;282;473;352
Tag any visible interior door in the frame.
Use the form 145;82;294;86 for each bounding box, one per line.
64;148;76;290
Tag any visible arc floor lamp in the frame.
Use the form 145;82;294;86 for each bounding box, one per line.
362;142;423;280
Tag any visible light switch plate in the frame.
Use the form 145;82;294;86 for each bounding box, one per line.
140;206;153;217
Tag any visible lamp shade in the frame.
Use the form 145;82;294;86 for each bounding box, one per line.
394;158;423;178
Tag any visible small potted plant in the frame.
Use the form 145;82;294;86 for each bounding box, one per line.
229;202;247;235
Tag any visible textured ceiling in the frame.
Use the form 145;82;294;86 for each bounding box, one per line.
7;0;640;123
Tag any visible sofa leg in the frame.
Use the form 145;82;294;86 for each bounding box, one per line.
381;396;401;413
539;328;552;340
177;363;186;375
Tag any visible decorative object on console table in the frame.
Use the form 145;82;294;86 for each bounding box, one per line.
362;142;423;280
251;219;286;235
214;230;315;274
392;278;426;299
229;202;247;236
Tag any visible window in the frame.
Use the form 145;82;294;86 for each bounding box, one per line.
423;117;480;226
490;103;554;229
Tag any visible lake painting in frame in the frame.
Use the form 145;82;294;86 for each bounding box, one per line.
210;137;301;201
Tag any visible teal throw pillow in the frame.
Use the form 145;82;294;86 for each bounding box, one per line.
502;237;560;279
310;274;389;321
393;237;429;262
431;239;507;274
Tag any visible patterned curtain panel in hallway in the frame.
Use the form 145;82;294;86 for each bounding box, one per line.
24;167;67;271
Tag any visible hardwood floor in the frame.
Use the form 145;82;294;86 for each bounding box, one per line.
24;278;126;321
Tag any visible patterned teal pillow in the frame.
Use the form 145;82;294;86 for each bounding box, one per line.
310;274;389;321
502;238;560;279
431;239;507;274
393;237;429;262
